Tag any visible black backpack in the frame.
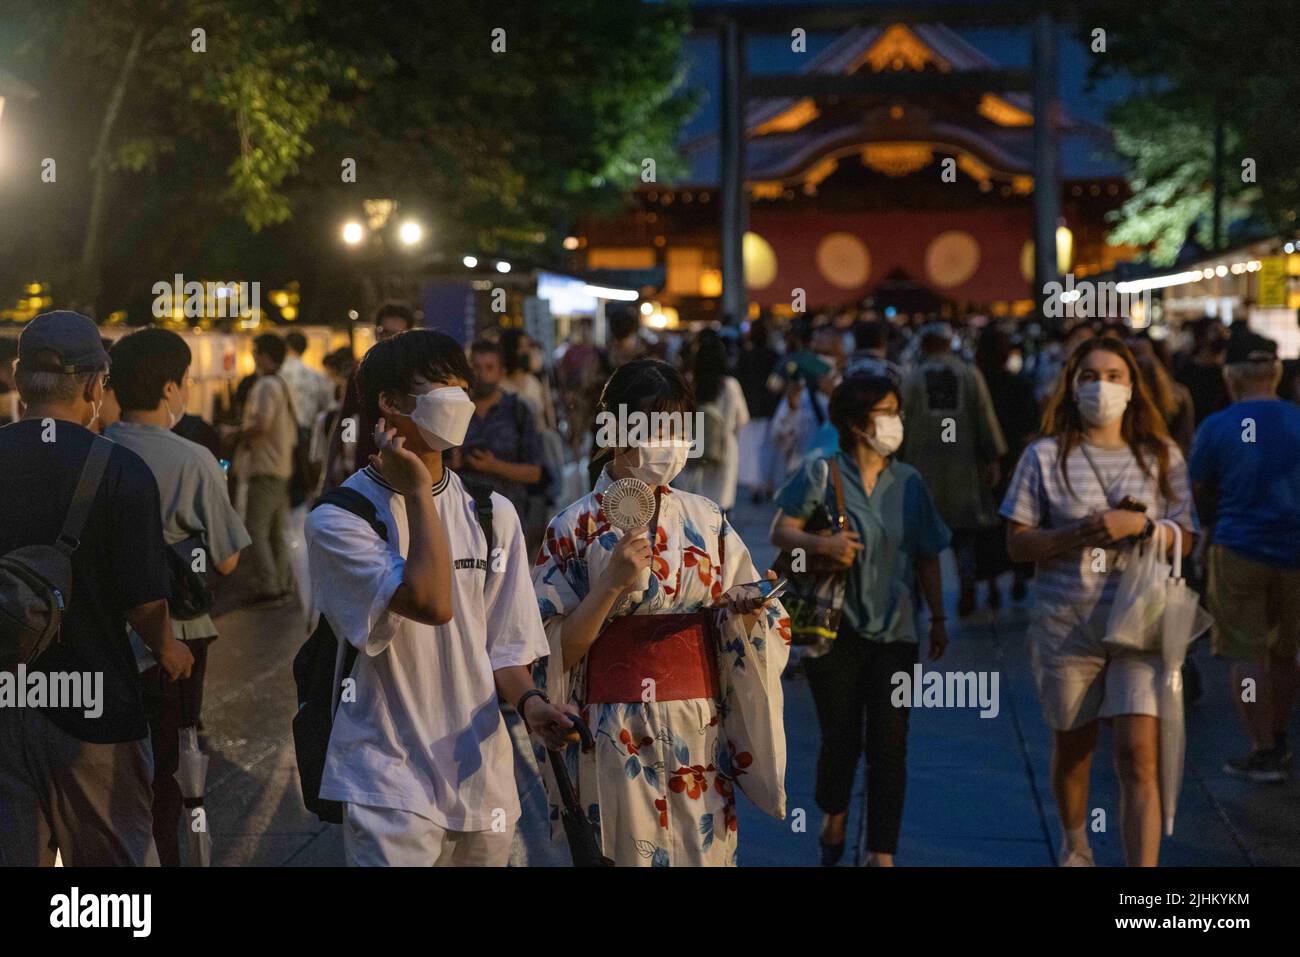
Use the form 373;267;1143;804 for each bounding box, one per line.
0;436;112;670
292;481;495;824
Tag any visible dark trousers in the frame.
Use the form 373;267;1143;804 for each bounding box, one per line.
806;630;917;855
141;637;211;867
0;708;155;866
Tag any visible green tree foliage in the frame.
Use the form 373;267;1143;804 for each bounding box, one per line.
1106;96;1258;265
302;0;693;257
0;0;692;316
1081;1;1300;263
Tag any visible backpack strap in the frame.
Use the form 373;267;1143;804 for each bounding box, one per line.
56;436;113;555
311;487;388;542
309;487;380;708
465;483;495;571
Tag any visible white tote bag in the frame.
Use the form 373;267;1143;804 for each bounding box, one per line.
1104;520;1175;652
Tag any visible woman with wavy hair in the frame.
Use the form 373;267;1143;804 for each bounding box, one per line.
1000;337;1196;867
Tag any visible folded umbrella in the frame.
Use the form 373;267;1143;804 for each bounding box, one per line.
175;699;213;867
1156;521;1214;837
546;715;613;867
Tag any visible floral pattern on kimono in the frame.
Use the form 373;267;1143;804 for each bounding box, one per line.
531;467;790;866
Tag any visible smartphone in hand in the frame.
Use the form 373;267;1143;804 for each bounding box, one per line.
741;576;788;604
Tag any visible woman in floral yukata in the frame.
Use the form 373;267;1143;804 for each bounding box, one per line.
530;359;791;866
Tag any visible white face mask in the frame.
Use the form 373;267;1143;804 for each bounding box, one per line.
87;377;105;429
856;414;904;456
399;386;475;451
165;388;184;428
1074;379;1131;427
625;440;691;487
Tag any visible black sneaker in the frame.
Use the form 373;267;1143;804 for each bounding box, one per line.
1223;749;1287;783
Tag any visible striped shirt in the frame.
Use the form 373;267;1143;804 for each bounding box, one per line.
1000;436;1197;610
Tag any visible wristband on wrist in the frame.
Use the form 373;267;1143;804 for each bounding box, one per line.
516;689;549;731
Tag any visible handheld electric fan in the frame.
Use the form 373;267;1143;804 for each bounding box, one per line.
602;477;656;599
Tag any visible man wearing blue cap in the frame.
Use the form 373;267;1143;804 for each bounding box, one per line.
1190;333;1300;783
0;311;192;866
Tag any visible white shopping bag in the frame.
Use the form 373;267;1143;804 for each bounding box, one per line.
1104;517;1173;652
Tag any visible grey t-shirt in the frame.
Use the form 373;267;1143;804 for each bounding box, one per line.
106;420;251;648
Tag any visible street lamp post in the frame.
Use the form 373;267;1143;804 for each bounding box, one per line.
339;201;425;321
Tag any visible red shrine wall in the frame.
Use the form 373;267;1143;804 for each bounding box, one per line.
745;205;1037;307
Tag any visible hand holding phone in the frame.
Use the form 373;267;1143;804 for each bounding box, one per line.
713;573;787;615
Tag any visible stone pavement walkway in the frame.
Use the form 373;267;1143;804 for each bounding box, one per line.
195;493;1298;867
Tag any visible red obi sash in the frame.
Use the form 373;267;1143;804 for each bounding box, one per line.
586;611;720;704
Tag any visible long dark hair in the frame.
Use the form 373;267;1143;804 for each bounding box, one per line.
587;358;695;489
690;329;727;405
498;328;528;377
1039;337;1173;501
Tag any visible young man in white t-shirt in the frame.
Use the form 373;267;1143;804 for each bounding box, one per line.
306;330;574;866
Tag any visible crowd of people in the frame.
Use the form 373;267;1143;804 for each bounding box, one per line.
0;296;1297;868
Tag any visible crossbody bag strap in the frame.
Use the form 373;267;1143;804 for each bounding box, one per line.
56;436;113;555
827;456;847;530
272;374;301;433
1078;442;1132;507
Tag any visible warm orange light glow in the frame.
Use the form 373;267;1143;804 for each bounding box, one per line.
854;24;950;73
978;94;1033;127
753;98;820;135
861;143;932;177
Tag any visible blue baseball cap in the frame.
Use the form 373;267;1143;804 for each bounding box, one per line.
17;311;110;373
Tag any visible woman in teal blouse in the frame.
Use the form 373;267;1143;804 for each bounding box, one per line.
771;372;951;866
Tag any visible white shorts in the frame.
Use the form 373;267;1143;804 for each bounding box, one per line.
1027;600;1161;731
343;803;514;867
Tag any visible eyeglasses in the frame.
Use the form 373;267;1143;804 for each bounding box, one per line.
867;408;904;422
